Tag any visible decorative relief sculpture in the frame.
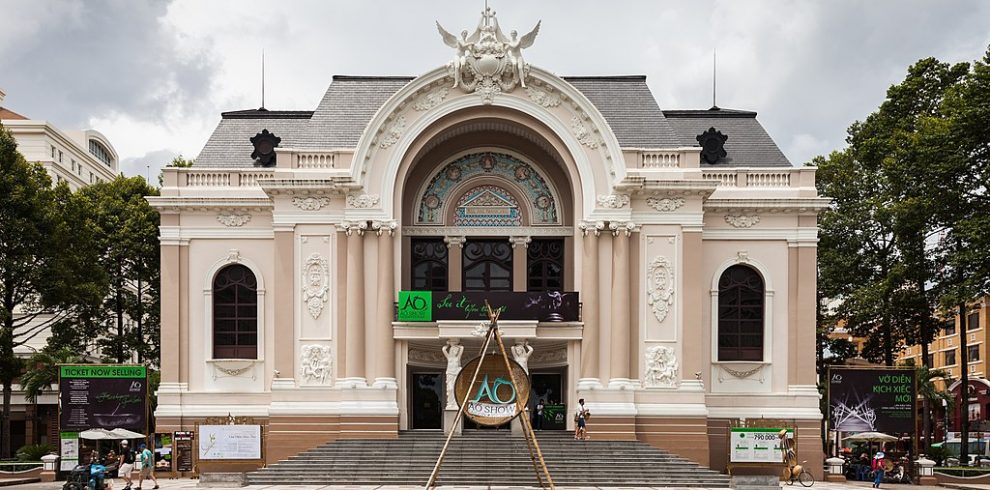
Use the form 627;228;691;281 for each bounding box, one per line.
442;339;464;409
596;194;630;209
292;196;331;211
453;185;522;226
511;339;534;374
646;196;686;212
725;214;760;228
531;347;566;364
437;7;540;103
644;345;679;388
217;213;251;227
379;115;406;149
345;194;381;209
647;255;675;323
408;349;446;364
717;364;765;384
301;253;330;319
226;249;241;264
525;85;561;108
299;344;333;384
571;115;602;149
413;87;449;111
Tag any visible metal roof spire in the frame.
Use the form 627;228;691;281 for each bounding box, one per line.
711;49;720;111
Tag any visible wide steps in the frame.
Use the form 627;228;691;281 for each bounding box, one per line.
248;431;730;487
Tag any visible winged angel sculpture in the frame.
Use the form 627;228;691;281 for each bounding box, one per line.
437;8;540;102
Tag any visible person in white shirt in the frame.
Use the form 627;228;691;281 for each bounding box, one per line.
574;398;589;440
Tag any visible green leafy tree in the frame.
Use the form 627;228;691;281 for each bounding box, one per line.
158;154;193;186
19;347;83;404
0;123;105;458
74;176;161;365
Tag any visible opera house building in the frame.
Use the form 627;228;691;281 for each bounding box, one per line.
151;10;827;473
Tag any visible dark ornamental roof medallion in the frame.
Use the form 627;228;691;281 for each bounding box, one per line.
697;127;728;165
250;129;281;167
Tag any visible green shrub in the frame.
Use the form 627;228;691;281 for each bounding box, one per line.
927;446;950;466
15;443;55;462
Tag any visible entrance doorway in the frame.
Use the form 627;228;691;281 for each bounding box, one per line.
410;372;443;430
531;371;566;430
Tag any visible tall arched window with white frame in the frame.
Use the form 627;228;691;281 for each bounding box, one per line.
717;265;765;362
212;264;258;359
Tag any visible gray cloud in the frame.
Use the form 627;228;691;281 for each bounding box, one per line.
0;0;217;129
120;148;179;184
3;0;989;170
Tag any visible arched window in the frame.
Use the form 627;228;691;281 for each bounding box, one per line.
411;238;448;291
213;264;258;359
717;265;764;362
527;239;564;292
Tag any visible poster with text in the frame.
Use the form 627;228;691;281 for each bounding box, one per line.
198;425;262;460
828;367;916;433
730;428;792;463
58;365;147;432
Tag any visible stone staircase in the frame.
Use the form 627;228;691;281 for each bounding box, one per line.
247;430;732;487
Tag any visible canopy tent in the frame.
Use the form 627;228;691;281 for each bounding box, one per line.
79;428;146;440
843;432;899;442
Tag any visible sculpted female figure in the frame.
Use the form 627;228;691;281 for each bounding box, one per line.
442;338;464;409
511;338;534;374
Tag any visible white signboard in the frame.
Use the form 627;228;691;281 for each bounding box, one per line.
60;437;79;471
730;428;793;463
198;425;262;460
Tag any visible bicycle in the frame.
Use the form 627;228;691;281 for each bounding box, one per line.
784;461;815;487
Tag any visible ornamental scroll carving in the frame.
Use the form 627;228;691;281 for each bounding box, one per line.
413;87;448;111
292;196;330;211
299;344;333;384
725;214;760;228
379;115;406;149
647;255;675;323
646;196;685;212
596;194;630;209
302;253;330;319
644;345;679;388
346;194;381;209
572;115;602;149
525;85;561;108
217;213;251;227
409;349;446;364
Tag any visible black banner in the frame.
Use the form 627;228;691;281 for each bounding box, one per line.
398;291;579;322
174;432;194;473
58;365;148;432
828;367;916;433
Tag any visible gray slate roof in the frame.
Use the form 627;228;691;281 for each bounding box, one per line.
663;108;792;167
194;75;791;168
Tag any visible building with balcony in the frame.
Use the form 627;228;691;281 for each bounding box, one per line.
151;11;828;475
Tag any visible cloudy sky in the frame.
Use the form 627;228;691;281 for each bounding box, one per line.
2;0;989;179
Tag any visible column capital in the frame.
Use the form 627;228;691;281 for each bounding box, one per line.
509;236;532;248
341;220;367;236
609;221;638;237
444;235;466;248
579;221;606;236
371;220;398;236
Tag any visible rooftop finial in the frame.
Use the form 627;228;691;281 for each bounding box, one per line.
711;49;719;111
260;49;266;111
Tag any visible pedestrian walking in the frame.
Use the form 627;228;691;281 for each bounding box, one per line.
871;451;886;488
136;443;159;490
574;398;590;440
118;440;135;490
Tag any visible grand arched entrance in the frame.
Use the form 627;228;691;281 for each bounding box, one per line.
394;113;581;431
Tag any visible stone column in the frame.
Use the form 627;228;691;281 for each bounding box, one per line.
444;236;465;291
578;223;601;387
159;238;180;385
374;221;398;388
343;222;366;385
609;222;633;385
510;236;531;292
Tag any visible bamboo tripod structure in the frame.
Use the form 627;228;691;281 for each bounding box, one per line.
425;302;555;489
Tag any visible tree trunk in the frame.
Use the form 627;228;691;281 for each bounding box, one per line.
116;262;124;363
922;319;932;452
137;275;143;364
960;301;970;466
882;314;894;366
1;378;10;459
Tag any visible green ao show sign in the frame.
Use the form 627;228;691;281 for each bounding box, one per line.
397;291;580;322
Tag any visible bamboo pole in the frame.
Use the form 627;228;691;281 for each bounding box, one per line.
493;322;555;489
424;310;499;489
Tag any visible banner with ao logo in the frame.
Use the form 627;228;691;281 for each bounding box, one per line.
454;354;530;426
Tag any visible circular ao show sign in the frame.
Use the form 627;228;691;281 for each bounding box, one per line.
454;354;531;427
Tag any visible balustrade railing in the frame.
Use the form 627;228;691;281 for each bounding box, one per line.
182;170;274;187
640;151;681;168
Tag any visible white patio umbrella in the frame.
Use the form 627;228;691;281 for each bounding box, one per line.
109;428;145;439
79;429;115;440
843;432;899;442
